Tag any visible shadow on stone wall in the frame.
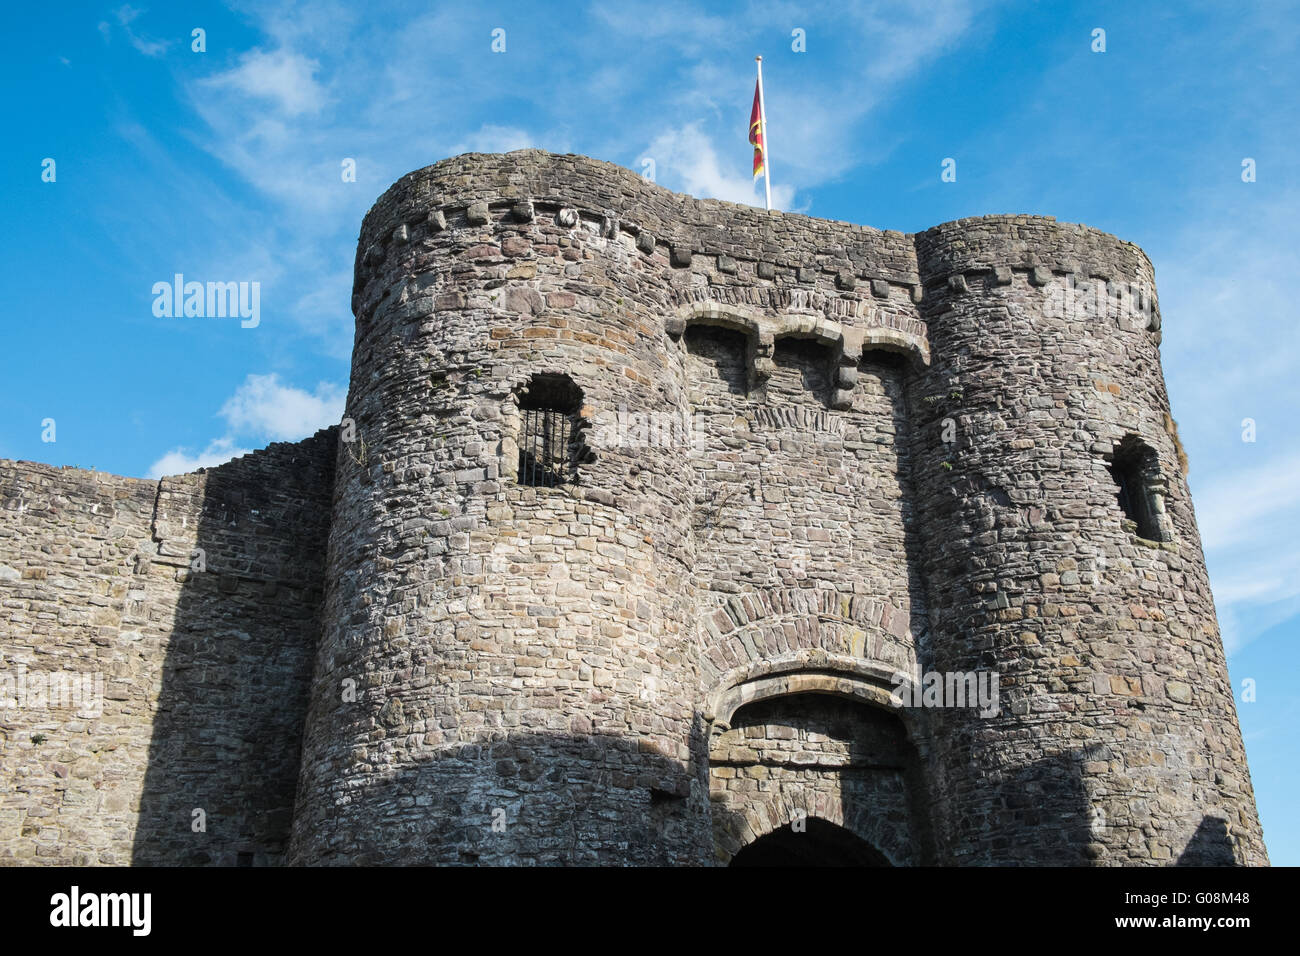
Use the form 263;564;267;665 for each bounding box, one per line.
989;747;1100;864
290;729;714;866
881;349;934;671
130;430;335;865
1177;816;1240;866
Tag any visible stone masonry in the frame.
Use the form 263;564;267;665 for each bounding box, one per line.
0;149;1267;865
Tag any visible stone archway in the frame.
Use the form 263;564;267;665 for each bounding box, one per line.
706;653;934;866
729;817;890;867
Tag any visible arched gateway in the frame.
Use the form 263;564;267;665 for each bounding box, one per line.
730;817;890;867
705;653;936;866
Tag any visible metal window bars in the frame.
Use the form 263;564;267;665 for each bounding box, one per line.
519;406;572;487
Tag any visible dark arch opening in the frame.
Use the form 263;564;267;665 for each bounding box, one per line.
729;817;891;867
709;689;934;866
1107;435;1163;540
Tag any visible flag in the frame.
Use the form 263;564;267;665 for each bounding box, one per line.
749;78;764;180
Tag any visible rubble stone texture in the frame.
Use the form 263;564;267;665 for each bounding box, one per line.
0;150;1267;866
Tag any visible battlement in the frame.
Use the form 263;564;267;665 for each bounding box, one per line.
351;150;1159;351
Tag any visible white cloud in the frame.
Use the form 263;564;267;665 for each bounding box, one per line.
1196;454;1300;553
645;123;796;210
625;1;989;207
591;1;730;53
147;437;251;479
202;48;328;116
146;375;344;478
1197;454;1300;656
218;374;345;441
112;4;172;58
1152;190;1300;658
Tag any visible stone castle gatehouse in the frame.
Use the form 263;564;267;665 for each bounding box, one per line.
0;150;1267;866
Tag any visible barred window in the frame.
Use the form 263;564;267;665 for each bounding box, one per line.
516;374;585;487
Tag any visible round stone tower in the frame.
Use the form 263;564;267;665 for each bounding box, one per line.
287;153;712;865
287;150;1266;866
907;220;1267;865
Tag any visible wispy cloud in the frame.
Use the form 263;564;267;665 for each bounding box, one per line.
627;1;990;207
1155;181;1300;657
451;124;539;155
1195;452;1300;655
200;48;329;116
180;1;991;240
147;374;344;478
147;437;251;479
108;4;173;58
645;122;796;209
1197;455;1300;553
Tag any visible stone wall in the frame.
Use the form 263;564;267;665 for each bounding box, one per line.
0;429;335;864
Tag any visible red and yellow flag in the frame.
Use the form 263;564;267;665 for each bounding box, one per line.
749;78;765;180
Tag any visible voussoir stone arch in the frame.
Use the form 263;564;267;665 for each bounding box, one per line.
703;648;913;728
714;800;915;867
670;300;766;338
670;300;846;348
696;587;919;688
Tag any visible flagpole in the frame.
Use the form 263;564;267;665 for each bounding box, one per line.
756;55;771;211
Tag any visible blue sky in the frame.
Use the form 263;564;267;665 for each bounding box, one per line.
2;0;1297;863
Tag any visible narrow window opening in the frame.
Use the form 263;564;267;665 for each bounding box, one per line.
1108;437;1163;540
516;374;586;487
